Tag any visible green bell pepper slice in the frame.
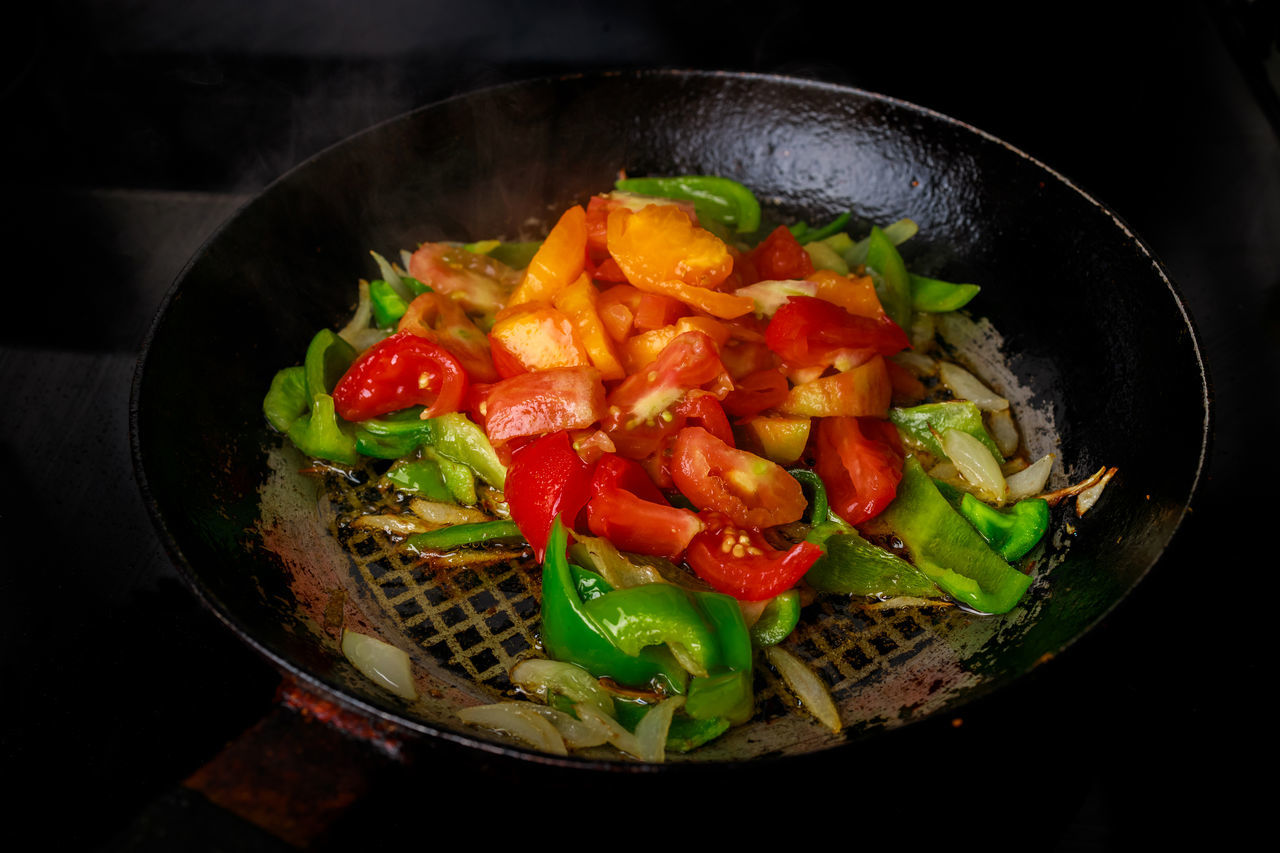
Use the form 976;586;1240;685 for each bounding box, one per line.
264;329;359;464
749;590;802;647
958;493;1050;561
423;412;507;490
540;517;754;723
540;518;690;695
263;365;308;433
804;522;940;598
369;279;410;328
384;456;455;502
613;175;762;233
789;212;852;245
910;274;981;313
863;225;913;330
405;520;524;553
880;456;1033;614
889;401;1004;463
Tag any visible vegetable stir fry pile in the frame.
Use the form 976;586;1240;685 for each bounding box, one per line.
264;175;1111;760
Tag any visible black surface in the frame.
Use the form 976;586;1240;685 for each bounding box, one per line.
3;1;1274;848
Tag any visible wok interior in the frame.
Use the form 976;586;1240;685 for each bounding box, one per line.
134;72;1207;762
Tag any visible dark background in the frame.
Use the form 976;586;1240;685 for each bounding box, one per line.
2;0;1275;848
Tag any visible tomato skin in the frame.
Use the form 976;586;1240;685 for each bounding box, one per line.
585;487;703;560
670;426;807;529
589;453;666;504
766;295;909;369
332;331;469;422
746;226;813;282
722;368;789;417
602;331;731;459
685;511;823;601
505;431;594;561
482;366;606;444
814;416;905;525
398;292;499;383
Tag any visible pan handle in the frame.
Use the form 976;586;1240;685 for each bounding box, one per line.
110;679;414;850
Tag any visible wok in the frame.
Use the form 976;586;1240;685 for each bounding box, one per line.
131;71;1208;768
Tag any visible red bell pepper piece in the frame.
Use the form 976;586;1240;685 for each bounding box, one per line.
505;431;594;561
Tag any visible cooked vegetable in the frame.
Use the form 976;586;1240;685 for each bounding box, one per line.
263;177;1116;759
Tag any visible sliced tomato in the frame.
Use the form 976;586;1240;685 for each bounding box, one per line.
505;431;594;561
746;225;814;282
685;511;822;601
585;487;704;560
589;453;666;504
670;426;806;529
814;415;905;525
602;331;730;459
408;243;518;317
397;292;499;383
332;331;468;421
482;366;606;445
674;392;735;447
766;295;909;369
722;368;789;417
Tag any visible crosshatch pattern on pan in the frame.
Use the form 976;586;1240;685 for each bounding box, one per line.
318;466;957;714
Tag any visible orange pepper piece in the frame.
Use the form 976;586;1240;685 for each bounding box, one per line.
508;205;588;306
606;206;751;318
552;273;627;381
807;269;887;320
487;302;591;373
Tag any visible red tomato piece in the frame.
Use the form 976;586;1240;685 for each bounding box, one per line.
814;416;905;525
602;331;731;459
766;295;910;369
670;426;806;529
722;368;789;417
505;431;594;561
332;331;468;422
398;292;499;383
674;392;735;447
482;366;606;445
747;226;814;282
589;453;667;504
585;487;704;560
685;511;823;601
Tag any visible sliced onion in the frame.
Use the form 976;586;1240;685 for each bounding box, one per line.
940;428;1008;504
1075;467;1117;516
408;499;491;527
456;702;567;755
733;279;816;316
765;645;842;734
632;696;685;763
573;703;645;760
522;705;610;749
570;535;667;589
1007;454;1055;501
909;311;936;350
338;279;374;345
938;362;1009;412
341;629;418;700
350;513;430;536
509;658;616;720
986;408;1020;458
890;350;938;377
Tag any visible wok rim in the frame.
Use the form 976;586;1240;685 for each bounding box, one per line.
128;67;1213;770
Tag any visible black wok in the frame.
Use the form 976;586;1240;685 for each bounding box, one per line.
131;71;1208;768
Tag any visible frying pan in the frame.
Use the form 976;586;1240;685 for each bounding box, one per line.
131;71;1208;770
